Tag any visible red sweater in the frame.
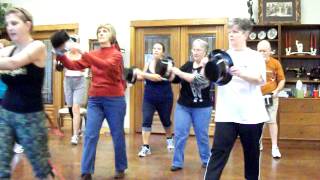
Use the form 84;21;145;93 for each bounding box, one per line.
57;46;125;97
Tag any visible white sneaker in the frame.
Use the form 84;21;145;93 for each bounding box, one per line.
70;135;79;145
13;144;24;154
272;147;281;159
166;138;174;151
138;146;151;157
259;142;263;151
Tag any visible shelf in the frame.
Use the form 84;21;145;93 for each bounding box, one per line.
286;79;320;83
281;55;320;59
247;39;278;42
281;97;320;100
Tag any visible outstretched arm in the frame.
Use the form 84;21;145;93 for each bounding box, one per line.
0;41;46;70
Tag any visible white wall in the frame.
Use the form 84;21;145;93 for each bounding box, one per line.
7;0;320;128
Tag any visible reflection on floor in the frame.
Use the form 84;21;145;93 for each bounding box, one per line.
10;132;320;180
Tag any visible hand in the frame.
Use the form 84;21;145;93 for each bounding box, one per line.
171;67;181;75
200;57;209;67
229;66;243;77
133;68;144;80
272;90;279;97
67;42;85;54
152;73;163;81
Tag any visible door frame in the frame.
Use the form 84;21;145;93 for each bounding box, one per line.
129;18;229;134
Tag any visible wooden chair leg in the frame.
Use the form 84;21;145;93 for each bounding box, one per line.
71;117;74;136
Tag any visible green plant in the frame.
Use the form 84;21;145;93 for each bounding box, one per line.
0;3;12;28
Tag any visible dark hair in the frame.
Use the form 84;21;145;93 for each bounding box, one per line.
5;7;33;32
228;18;253;33
50;30;70;49
154;42;166;53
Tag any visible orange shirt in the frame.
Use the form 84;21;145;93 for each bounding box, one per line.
261;57;285;95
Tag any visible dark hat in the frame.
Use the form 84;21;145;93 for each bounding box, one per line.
155;56;174;79
124;67;137;84
50;30;70;49
205;49;233;86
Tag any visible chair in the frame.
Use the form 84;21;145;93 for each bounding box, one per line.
57;107;87;135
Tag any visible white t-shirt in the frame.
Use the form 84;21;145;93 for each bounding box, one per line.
65;69;84;77
214;48;269;124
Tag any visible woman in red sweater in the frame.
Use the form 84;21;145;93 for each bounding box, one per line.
55;24;127;179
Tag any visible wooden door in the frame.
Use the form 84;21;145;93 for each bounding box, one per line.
130;18;228;134
133;27;181;133
180;26;226;135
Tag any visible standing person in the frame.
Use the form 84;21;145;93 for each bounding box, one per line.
257;40;285;158
137;42;174;157
204;18;269;180
170;39;212;171
63;35;87;145
0;7;54;179
54;24;127;179
0;39;25;154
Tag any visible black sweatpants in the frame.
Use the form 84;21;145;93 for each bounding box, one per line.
204;122;264;180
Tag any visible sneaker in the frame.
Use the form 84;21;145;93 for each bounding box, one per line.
170;166;182;171
272;147;281;159
81;174;92;180
167;138;174;151
138;146;151;157
70;135;79;145
259;142;263;151
13;144;24;154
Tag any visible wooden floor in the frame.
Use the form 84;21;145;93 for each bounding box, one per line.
10;130;320;180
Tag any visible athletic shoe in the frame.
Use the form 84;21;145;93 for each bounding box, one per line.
138;146;151;157
70;135;79;145
272;147;281;159
167;138;174;151
13;144;24;154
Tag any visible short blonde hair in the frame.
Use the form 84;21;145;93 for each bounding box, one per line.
96;23;117;44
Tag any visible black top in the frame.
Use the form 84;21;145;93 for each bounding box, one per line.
172;61;212;108
144;68;173;101
1;63;44;113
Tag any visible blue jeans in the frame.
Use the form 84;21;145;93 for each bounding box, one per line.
172;103;212;167
81;96;127;175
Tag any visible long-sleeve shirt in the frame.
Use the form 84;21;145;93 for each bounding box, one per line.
57;46;125;97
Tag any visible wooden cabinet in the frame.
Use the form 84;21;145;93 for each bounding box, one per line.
279;98;320;140
248;24;320;141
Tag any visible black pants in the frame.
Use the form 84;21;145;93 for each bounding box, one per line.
205;122;263;180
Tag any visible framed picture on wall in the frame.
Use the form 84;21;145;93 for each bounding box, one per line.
258;0;301;24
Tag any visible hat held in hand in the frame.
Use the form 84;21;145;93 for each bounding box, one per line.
205;49;233;86
50;30;70;49
155;56;174;79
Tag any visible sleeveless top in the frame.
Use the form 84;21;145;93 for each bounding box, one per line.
143;68;173;101
1;50;45;113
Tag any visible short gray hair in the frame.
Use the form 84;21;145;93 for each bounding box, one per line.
228;18;253;33
192;39;209;54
